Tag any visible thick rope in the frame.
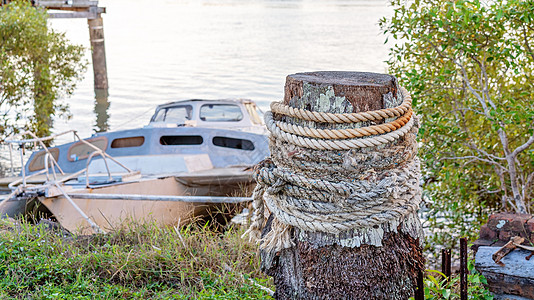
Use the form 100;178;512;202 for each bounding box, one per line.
244;87;421;252
274;109;413;140
257;159;420;233
269;130;418;178
270;87;412;124
265;111;415;150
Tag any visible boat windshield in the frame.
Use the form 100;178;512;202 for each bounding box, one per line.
153;105;192;123
244;102;263;125
200;104;243;122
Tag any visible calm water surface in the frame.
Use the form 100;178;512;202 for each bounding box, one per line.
1;0;393;171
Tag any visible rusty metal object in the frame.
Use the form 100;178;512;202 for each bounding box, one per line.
492;236;525;266
460;237;468;300
442;248;452;282
415;270;424;300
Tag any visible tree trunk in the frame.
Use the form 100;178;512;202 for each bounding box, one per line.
261;71;424;299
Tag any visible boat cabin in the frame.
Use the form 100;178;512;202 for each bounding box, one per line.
21;99;269;177
148;99;266;135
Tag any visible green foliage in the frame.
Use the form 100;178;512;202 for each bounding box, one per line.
0;0;86;139
380;0;534;253
410;260;493;300
0;218;273;299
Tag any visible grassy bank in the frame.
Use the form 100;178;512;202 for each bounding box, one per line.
0;218;273;299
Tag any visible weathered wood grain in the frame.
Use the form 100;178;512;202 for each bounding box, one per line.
88;15;108;90
475;246;534;299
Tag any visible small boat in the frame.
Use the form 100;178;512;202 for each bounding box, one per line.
0;99;269;234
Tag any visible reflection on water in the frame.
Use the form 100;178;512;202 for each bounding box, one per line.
49;0;392;140
0;0;393;172
94;89;110;133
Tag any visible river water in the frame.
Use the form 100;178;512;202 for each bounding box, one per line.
1;0;393;172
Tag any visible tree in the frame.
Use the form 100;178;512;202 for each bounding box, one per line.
380;0;534;249
0;0;86;139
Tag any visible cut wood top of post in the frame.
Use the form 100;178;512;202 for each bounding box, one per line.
288;71;397;87
284;71;402;114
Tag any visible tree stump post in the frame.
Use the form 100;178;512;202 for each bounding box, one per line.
253;71;424;299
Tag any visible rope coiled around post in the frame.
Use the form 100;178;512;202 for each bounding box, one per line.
270;89;412;124
273;109;413;140
244;87;422;252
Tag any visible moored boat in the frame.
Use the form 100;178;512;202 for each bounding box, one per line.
0;99;269;233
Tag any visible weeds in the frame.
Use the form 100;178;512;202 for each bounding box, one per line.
0;218;273;299
410;260;493;300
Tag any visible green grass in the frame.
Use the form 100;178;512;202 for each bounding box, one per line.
0;218;273;299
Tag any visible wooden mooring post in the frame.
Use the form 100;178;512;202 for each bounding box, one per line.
34;0;108;91
248;71;425;299
87;13;108;90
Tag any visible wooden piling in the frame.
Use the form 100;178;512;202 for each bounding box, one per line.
88;15;108;90
260;71;425;299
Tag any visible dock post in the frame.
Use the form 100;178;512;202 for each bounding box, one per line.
88;13;108;90
246;71;425;299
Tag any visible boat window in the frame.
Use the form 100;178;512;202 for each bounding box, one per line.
200;104;243;122
111;136;145;148
67;137;108;162
213;136;255;151
152;105;192;123
160;135;203;145
28;148;60;172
